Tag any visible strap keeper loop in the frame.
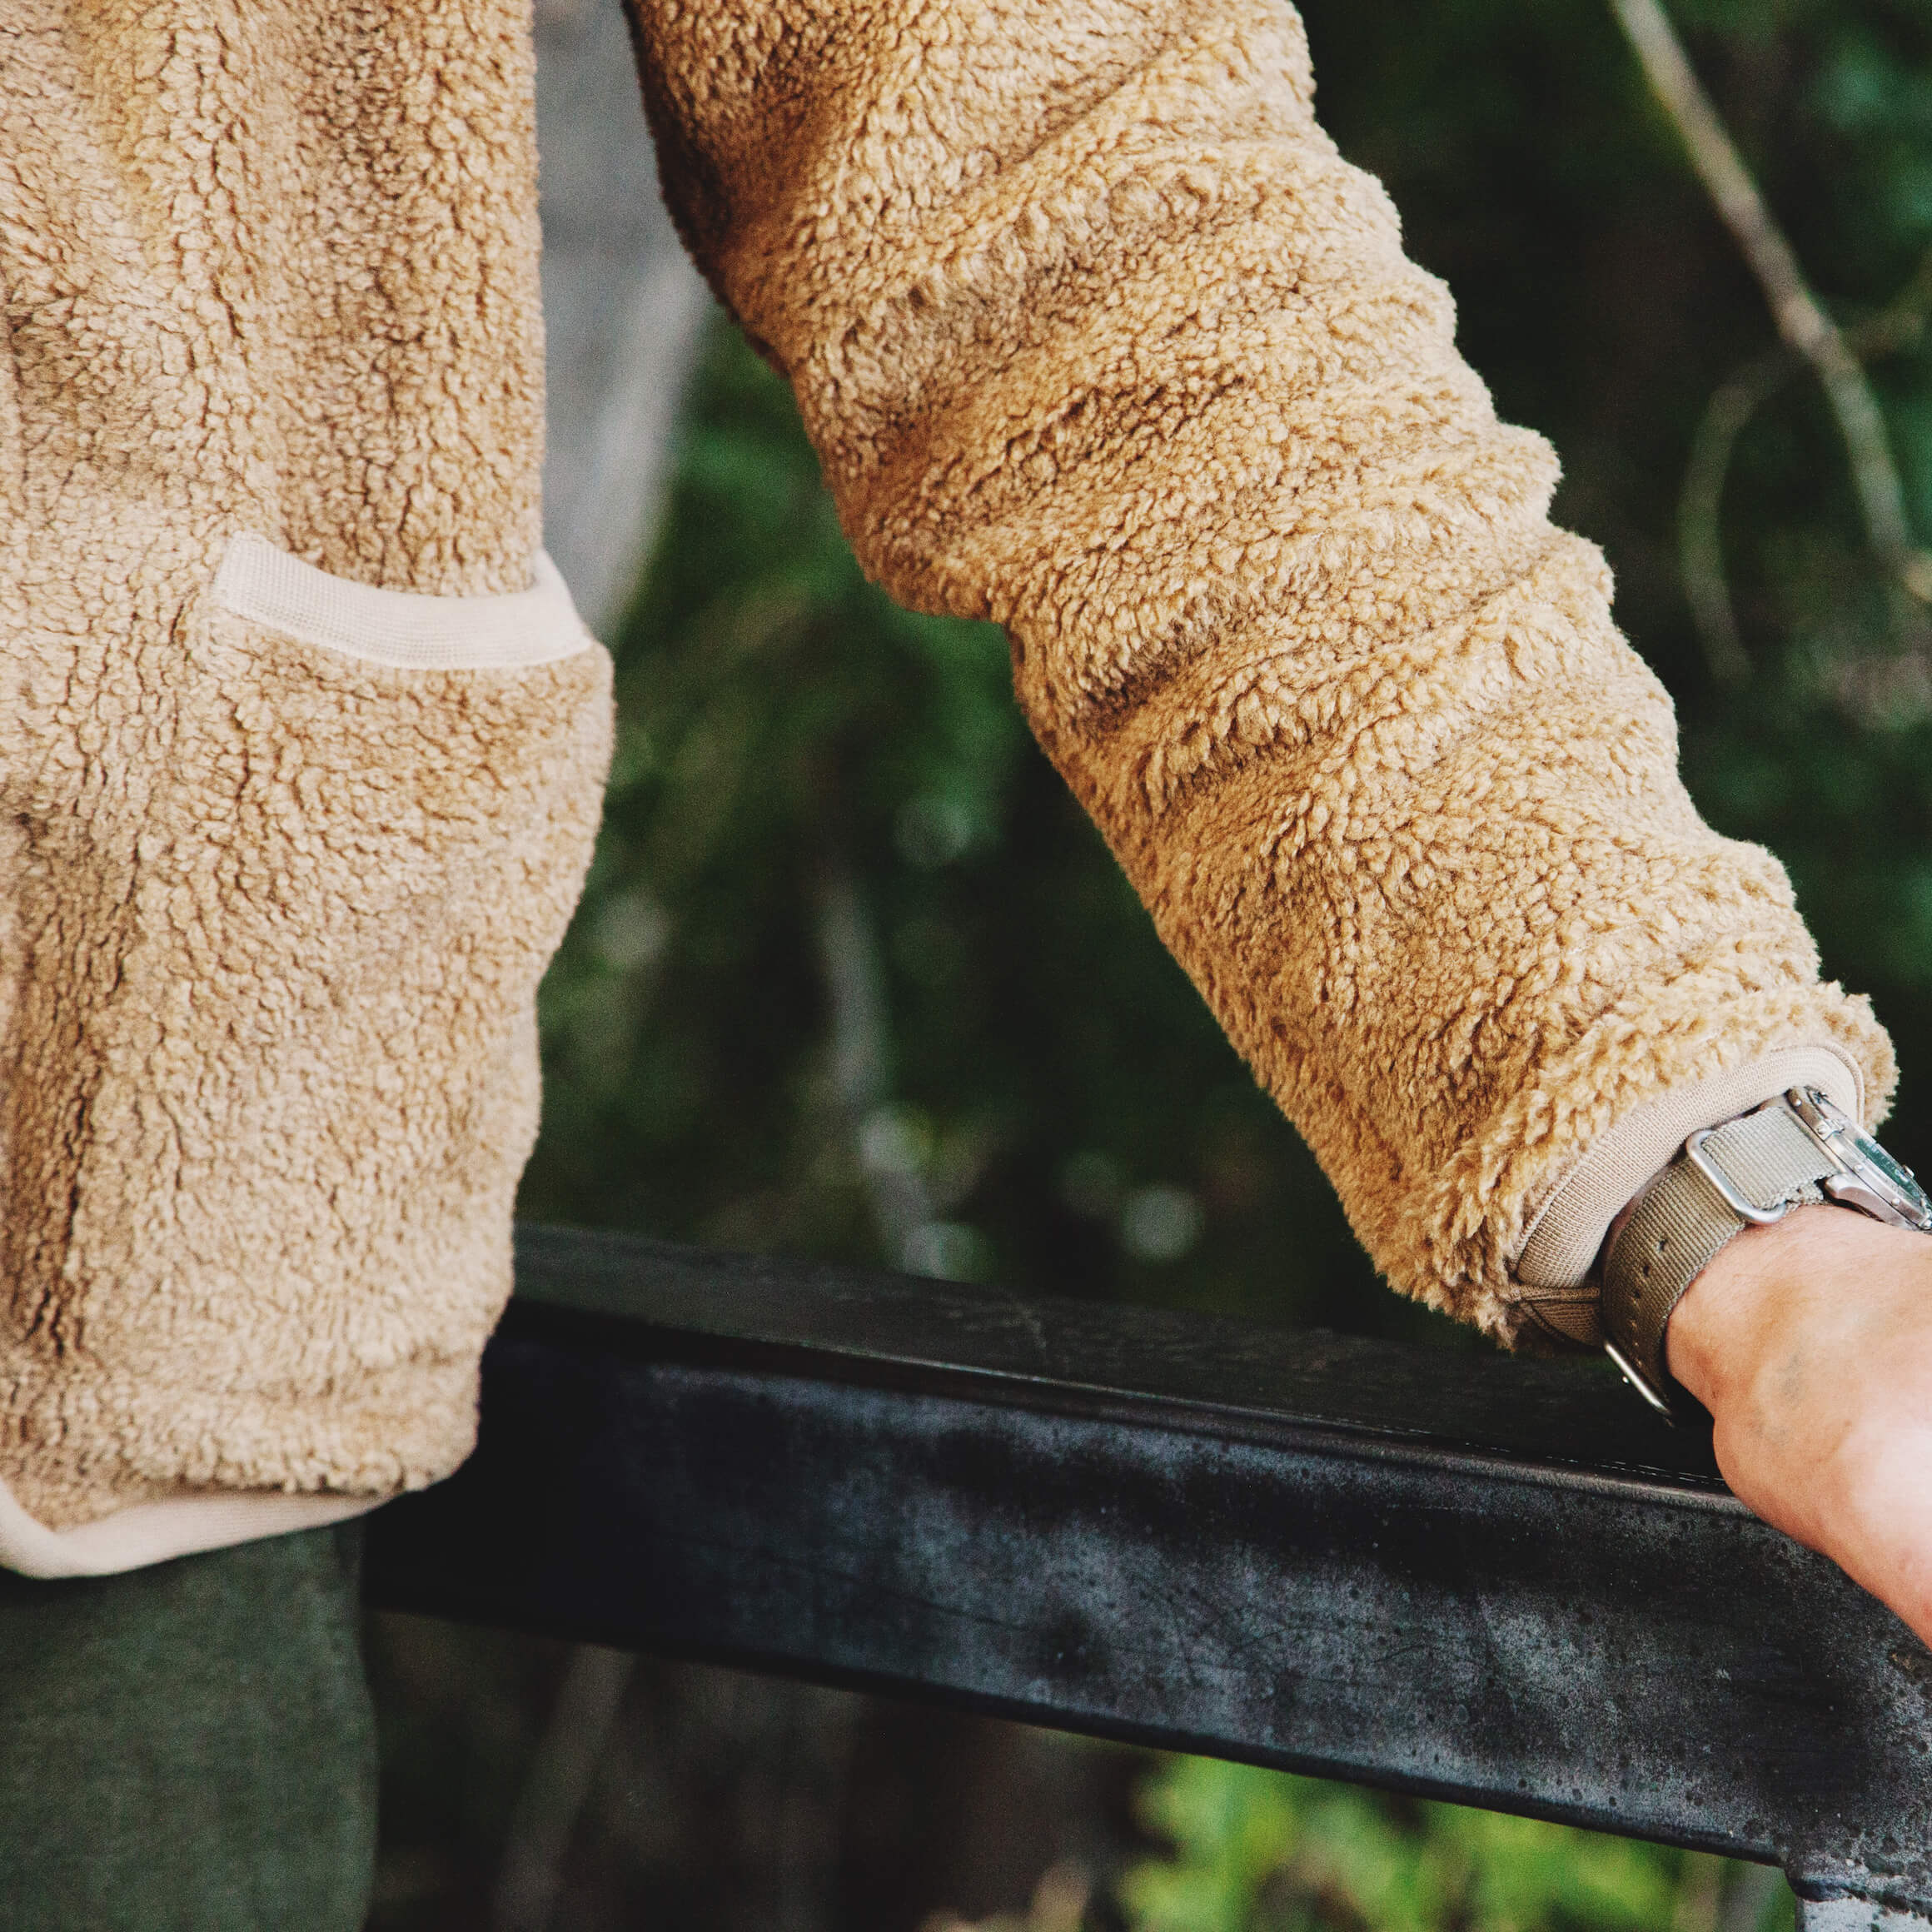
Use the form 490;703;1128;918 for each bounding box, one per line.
1685;1127;1796;1226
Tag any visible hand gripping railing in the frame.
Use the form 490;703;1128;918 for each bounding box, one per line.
364;1224;1932;1929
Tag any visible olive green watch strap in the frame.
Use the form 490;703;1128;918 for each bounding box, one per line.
1601;1103;1835;1412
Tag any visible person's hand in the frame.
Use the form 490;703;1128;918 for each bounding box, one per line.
1667;1203;1932;1646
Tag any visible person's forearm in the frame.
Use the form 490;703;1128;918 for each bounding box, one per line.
626;0;1890;1335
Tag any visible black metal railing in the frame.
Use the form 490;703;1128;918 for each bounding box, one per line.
363;1223;1932;1930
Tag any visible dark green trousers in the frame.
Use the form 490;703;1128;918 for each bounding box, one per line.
0;1523;377;1929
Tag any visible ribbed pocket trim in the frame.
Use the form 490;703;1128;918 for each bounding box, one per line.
212;530;593;670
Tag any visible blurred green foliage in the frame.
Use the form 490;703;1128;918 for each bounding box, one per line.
509;1;1932;1927
1119;1758;1792;1932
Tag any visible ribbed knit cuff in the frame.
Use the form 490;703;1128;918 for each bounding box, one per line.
1507;1044;1862;1347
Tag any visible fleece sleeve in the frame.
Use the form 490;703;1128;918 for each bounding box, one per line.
622;0;1892;1343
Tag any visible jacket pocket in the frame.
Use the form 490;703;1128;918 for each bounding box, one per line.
37;532;614;1504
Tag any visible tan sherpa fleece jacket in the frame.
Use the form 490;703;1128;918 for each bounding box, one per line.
0;0;1890;1576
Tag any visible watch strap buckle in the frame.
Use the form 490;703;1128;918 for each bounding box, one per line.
1601;1097;1839;1419
1602;1337;1676;1417
1684;1123;1801;1225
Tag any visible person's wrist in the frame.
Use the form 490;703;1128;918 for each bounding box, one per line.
1664;1200;1932;1437
1658;1201;1932;1639
1663;1203;1845;1412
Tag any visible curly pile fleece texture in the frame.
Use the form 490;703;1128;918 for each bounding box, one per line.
630;0;1890;1332
0;2;610;1529
0;0;1893;1532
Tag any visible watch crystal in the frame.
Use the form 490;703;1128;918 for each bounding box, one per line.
1790;1086;1932;1231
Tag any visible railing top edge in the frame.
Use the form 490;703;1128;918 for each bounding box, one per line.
509;1222;1730;1501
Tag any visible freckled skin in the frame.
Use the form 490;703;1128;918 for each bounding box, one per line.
1674;1209;1932;1650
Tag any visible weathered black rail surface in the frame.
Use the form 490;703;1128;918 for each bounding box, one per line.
364;1223;1932;1928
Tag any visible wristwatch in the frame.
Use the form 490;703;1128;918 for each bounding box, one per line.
1600;1084;1932;1417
